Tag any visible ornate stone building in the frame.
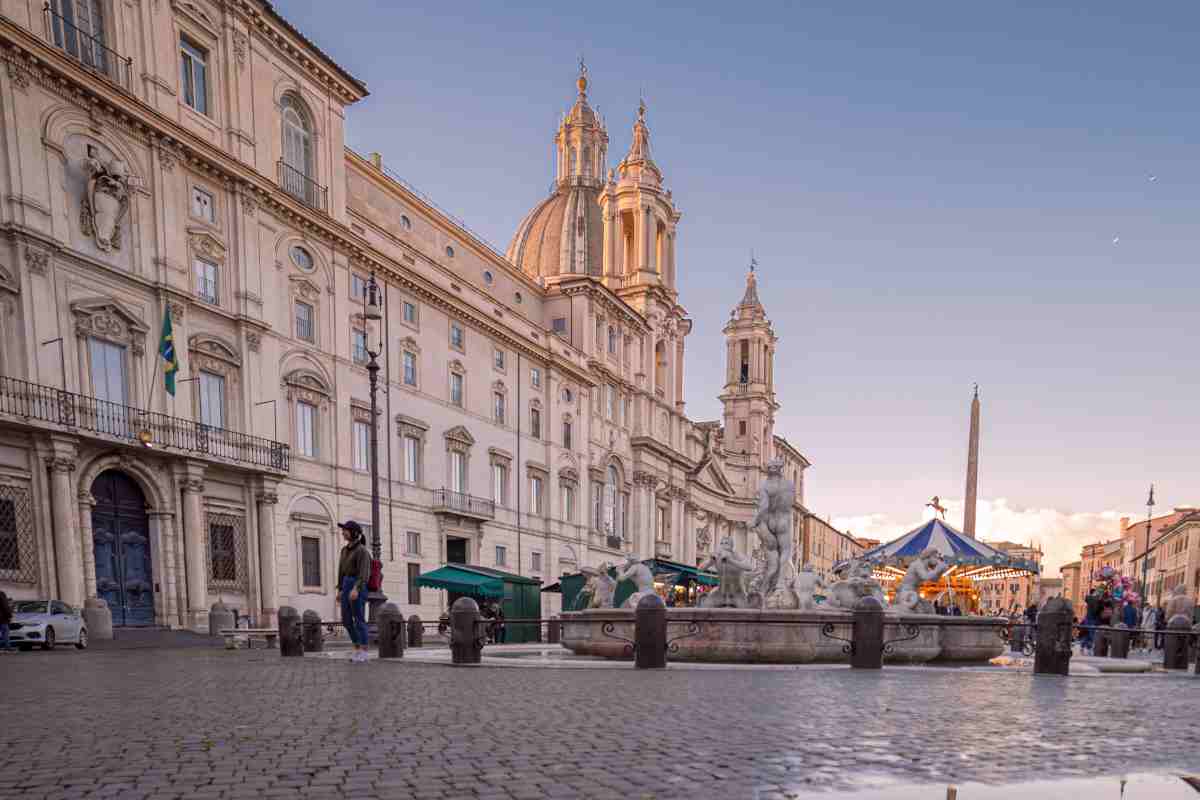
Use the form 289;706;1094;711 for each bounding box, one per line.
0;1;845;630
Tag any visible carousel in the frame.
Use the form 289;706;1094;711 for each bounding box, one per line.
848;517;1040;614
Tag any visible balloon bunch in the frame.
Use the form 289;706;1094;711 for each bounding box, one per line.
1092;566;1140;605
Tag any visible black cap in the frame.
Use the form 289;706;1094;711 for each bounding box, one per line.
337;520;363;537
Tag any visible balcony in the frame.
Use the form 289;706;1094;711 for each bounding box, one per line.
45;4;133;91
655;540;673;559
431;488;495;521
0;375;289;473
277;160;328;213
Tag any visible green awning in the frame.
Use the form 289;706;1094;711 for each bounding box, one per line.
415;565;504;599
650;559;719;586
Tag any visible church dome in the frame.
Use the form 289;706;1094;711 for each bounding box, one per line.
506;182;604;279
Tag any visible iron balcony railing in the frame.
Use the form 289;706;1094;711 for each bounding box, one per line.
44;4;133;91
277;160;328;213
431;488;495;520
0;375;289;472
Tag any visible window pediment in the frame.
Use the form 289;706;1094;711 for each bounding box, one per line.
71;297;149;355
289;275;322;301
449;359;465;374
350;399;374;423
399;336;420;352
395;413;429;438
188;229;227;263
488;446;512;465
188;334;241;366
559;467;579;484
444;425;475;449
172;0;219;38
282;368;331;407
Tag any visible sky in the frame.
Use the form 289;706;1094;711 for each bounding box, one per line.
277;1;1200;573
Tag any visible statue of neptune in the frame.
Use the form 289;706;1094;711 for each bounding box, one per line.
749;459;796;605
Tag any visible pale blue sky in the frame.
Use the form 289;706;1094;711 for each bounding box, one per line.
278;2;1200;569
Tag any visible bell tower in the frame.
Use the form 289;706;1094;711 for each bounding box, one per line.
720;262;778;466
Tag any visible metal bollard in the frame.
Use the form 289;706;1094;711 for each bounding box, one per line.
407;615;423;648
378;603;404;659
851;596;884;669
1164;617;1190;670
634;594;667;669
450;597;482;665
302;610;323;653
547;616;561;644
1009;620;1025;654
1033;598;1072;676
1109;625;1130;659
278;606;303;657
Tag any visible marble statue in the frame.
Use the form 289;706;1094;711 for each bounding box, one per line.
894;547;951;613
793;564;824;611
584;563;617;609
615;553;657;609
1165;584;1195;625
825;559;887;609
81;145;131;252
698;535;755;608
748;458;796;608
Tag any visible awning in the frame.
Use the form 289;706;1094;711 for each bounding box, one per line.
415;565;504;599
540;581;562;593
853;518;1040;575
649;559;719;587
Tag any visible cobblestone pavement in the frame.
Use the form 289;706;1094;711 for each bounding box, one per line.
2;648;1198;799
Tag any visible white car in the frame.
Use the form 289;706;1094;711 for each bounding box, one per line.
9;600;87;651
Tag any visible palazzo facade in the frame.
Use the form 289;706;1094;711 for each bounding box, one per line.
0;0;858;630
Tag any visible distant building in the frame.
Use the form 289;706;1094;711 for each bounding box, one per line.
1037;578;1063;607
802;517;864;585
975;540;1043;614
1059;561;1083;618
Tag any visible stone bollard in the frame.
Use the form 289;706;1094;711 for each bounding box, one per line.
407;615;423;648
450;597;482;666
378;603;404;659
1163;616;1191;670
302;610;323;653
83;597;113;641
634;593;667;669
1109;624;1131;659
1094;626;1110;658
547;616;561;644
1034;597;1072;676
278;606;303;657
851;596;885;670
208;599;235;637
1009;620;1025;654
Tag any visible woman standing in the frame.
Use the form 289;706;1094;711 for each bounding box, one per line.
336;521;372;663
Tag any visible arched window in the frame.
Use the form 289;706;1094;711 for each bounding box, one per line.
604;465;618;535
654;341;667;391
281;94;313;180
568;147;577;177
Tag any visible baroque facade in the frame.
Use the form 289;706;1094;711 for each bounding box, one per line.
0;0;849;630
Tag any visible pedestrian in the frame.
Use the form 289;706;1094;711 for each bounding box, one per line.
1024;603;1038;625
494;606;506;644
335;520;371;663
1154;604;1167;650
1121;599;1138;629
1082;589;1102;652
951;604;962;617
0;590;12;654
482;602;496;643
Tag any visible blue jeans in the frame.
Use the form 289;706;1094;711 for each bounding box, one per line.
0;623;8;651
340;577;368;647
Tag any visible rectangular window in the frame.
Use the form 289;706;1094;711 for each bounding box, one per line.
450;372;464;407
530;408;541;439
402;301;418;325
403;435;420;483
351;273;367;300
198;371;225;429
531;367;541;388
552;317;567;336
406;531;420;556
531;551;543;573
301;536;321;587
563;420;572;450
407;562;422;604
450;323;464;350
622;397;630;428
562;485;575;522
0;498;19;573
195;258;218;304
403;351;417;386
606;385;616;420
352;330;368;365
191;186;215;222
492;464;508;506
620;493;630;540
297;401;316;458
530;476;544;515
88;338;128;435
494;348;506;370
353;420;370;471
180;37;208;115
592;486;601;530
295;301;314;342
738;420;747;436
656;506;666;540
209;522;236;582
495;545;507;567
450;451;466;493
494;392;506;425
608;326;617;354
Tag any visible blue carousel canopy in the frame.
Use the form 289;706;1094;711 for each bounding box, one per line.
857;519;1037;573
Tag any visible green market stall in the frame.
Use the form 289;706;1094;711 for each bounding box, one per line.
415;564;543;643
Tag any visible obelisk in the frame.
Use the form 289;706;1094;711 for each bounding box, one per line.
963;385;980;538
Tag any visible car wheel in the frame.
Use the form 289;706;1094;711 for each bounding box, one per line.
75;628;88;650
41;627;55;651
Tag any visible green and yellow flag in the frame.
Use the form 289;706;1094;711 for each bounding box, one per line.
160;306;179;396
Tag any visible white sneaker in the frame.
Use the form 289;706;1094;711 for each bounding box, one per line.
355;650;369;663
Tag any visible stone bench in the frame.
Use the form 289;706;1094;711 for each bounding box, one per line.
220;628;278;650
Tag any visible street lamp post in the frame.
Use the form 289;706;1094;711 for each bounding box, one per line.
1140;484;1154;614
364;271;386;623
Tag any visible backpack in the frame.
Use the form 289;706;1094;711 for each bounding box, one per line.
368;558;383;592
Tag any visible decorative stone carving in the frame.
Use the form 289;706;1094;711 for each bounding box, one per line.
443;424;475;450
80;145;131;252
281;369;332;408
1165;584;1195;625
350;401;373;423
826;560;887;610
158;146;177;173
256;490;279;505
289;276;321;301
698;536;754;609
166;301;185;323
582;563;617;609
45;457;76;473
233;31;248;69
245;331;261;352
241;192;257;216
7;60;30;92
747;458;795;608
695;526;711;552
189;230;227;262
894;547;951;613
793;565;824;611
615;553;656;609
71;299;148;357
25;248;48;275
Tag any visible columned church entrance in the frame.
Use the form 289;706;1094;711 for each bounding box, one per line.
91;470;155;626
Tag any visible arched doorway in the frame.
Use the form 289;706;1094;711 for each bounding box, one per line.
91;470;154;626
